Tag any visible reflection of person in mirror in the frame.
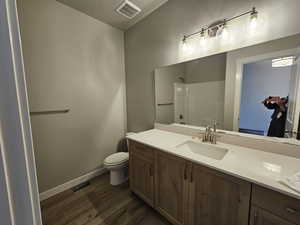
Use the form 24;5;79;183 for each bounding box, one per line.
262;96;288;137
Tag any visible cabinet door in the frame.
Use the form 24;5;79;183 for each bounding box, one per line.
188;164;251;225
155;151;189;225
252;184;300;225
130;154;154;206
250;206;294;225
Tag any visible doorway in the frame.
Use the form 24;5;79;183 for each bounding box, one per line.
239;58;293;136
233;48;300;134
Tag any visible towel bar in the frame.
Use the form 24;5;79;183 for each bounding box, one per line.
30;109;70;116
157;103;173;106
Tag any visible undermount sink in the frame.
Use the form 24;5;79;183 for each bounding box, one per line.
176;140;228;160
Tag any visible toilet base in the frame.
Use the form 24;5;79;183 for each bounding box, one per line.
110;166;128;186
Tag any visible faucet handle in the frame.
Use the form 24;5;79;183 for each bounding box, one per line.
212;121;218;132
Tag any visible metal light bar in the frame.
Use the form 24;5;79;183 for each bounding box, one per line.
183;7;257;41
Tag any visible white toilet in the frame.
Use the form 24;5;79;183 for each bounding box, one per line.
104;132;135;185
104;152;129;185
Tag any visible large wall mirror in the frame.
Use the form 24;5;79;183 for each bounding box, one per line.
154;34;300;141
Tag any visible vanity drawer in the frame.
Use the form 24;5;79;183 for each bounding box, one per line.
252;184;300;224
129;140;154;161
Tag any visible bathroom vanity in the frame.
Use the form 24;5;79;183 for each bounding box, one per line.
128;129;300;225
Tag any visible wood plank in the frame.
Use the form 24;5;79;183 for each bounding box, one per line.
40;173;171;225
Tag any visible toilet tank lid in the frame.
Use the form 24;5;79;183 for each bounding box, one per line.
104;152;129;165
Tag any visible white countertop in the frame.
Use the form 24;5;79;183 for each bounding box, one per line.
127;129;300;200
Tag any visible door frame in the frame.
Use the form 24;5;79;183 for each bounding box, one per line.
290;57;300;134
233;47;300;132
0;0;42;225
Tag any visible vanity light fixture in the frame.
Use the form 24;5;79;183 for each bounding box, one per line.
182;7;258;43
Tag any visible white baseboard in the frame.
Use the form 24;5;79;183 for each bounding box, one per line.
39;167;107;201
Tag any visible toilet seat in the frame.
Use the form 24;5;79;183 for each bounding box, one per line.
104;152;129;166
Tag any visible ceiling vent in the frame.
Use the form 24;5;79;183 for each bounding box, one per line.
116;0;141;19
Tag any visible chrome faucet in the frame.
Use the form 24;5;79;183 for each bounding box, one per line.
202;121;217;144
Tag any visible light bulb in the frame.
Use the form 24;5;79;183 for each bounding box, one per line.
182;36;188;51
221;25;228;39
182;41;188;51
182;39;194;54
200;36;206;46
250;7;258;29
250;15;257;29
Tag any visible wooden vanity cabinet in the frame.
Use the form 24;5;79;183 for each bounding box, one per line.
187;164;251;225
128;141;300;225
129;141;251;225
129;141;155;207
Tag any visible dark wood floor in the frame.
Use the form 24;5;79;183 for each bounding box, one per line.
41;173;171;225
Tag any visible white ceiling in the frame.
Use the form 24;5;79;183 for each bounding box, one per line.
57;0;168;30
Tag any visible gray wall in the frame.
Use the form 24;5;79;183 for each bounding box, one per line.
240;61;291;133
17;0;126;192
184;53;226;84
125;0;300;132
